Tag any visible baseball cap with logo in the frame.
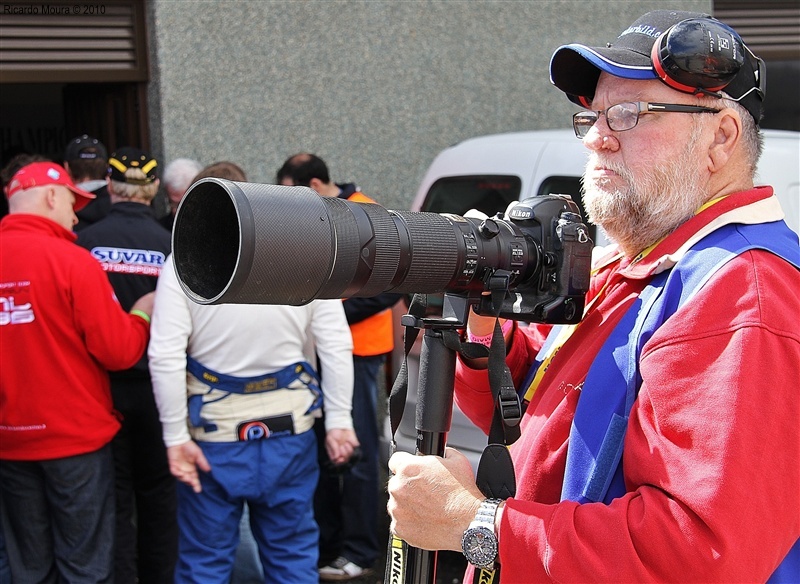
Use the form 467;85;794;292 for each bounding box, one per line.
108;147;159;185
64;134;108;162
5;162;96;211
549;10;765;123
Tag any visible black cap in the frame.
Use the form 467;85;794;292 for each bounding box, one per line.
549;10;765;123
108;147;158;185
64;134;107;162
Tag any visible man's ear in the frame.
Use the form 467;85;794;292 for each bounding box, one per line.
44;186;58;209
708;108;742;173
308;177;324;194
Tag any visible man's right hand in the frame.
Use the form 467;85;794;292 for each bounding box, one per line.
167;441;211;493
325;428;360;467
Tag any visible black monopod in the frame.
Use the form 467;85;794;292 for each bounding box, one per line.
384;293;472;584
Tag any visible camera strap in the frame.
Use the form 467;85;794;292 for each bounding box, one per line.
466;286;521;500
387;294;427;443
464;316;519;499
486;318;522;446
469;317;517;584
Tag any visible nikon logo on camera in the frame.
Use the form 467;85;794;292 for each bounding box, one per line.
508;208;533;220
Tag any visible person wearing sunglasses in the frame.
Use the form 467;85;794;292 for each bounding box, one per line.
387;10;798;583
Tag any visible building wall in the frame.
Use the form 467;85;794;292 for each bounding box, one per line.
148;0;709;210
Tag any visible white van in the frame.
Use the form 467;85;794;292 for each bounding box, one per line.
392;128;800;471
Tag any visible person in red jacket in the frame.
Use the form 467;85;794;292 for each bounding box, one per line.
0;161;154;583
387;10;799;583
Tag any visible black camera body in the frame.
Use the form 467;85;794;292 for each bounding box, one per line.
478;197;593;323
172;179;592;325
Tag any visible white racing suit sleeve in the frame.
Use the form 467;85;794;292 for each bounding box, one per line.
148;255;194;447
309;299;355;432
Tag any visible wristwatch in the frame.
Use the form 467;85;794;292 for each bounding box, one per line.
461;498;502;570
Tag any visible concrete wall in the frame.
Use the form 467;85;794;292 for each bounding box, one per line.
148;0;709;210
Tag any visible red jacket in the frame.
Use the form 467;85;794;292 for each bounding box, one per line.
0;214;150;460
455;187;800;581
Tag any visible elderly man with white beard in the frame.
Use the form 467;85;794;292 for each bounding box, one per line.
386;10;799;583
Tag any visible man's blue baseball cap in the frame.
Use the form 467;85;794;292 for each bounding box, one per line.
549;10;764;123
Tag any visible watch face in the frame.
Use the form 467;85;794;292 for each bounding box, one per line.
461;526;498;568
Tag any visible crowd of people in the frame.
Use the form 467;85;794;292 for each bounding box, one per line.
0;140;398;583
1;8;798;584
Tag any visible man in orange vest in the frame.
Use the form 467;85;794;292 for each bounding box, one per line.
278;153;401;581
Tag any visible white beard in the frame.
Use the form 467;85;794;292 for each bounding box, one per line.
582;126;709;257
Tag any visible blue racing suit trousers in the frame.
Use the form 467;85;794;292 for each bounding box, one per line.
175;430;319;584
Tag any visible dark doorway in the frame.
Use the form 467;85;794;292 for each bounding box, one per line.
1;82;149;166
0;81;149;217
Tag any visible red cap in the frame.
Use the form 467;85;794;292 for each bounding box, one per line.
5;162;96;211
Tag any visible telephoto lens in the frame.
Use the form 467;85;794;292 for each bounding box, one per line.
173;178;591;323
173;179;537;304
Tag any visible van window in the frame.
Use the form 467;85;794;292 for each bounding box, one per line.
537;175;596;243
537;175;582;200
421;175;521;216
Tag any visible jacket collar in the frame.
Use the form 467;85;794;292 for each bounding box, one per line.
0;213;77;242
594;186;780;280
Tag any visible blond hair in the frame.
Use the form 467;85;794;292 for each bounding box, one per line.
110;167;159;202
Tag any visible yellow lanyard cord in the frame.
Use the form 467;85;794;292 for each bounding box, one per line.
522;250;625;403
522;323;577;402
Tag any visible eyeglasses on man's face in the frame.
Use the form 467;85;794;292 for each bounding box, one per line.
572;101;721;139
